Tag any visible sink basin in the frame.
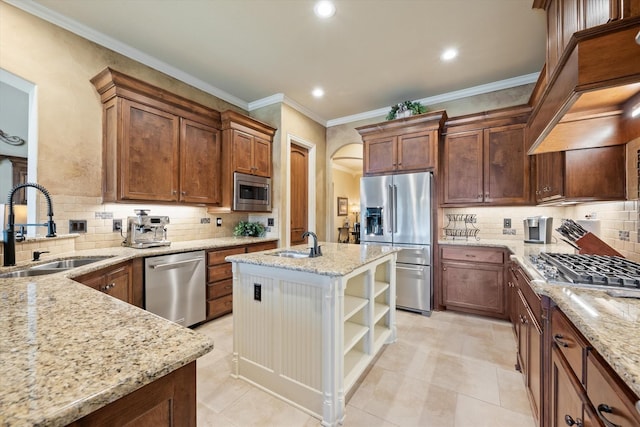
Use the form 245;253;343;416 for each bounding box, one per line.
271;250;310;259
0;268;66;278
0;256;115;279
32;256;113;270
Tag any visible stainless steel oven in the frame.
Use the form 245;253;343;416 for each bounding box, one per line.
233;172;271;212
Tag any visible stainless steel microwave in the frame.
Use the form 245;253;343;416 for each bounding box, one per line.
233;172;271;212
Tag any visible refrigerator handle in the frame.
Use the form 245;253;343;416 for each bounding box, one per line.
393;185;398;233
388;184;394;235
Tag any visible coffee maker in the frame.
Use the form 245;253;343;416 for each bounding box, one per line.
524;216;553;244
124;209;171;248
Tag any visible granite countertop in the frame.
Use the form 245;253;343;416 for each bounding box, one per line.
226;242;400;277
440;238;640;398
0;236;276;426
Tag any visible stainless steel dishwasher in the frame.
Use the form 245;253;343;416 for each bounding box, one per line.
144;251;206;327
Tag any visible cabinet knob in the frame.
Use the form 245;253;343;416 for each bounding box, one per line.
477;194;482;199
172;190;177;195
181;191;186;195
553;334;570;348
564;415;583;427
596;404;621;427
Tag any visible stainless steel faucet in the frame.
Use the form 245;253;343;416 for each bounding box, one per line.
3;183;57;266
301;231;322;257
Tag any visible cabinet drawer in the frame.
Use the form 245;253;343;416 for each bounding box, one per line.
207;279;233;300
551;308;588;384
207;294;232;318
247;241;278;253
208;263;233;283
207;246;246;265
586;351;640;426
441;246;504;264
514;266;542;326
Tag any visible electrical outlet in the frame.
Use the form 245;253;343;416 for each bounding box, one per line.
267;218;275;226
254;283;262;302
113;219;122;232
216;218;223;227
503;218;511;228
503;228;516;235
69;220;87;233
200;217;211;224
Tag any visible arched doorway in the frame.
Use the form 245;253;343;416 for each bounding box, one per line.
330;143;363;243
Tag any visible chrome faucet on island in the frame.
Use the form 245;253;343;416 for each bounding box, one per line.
3;183;57;267
301;231;322;257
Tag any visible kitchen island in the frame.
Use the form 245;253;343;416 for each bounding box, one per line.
0;236;276;426
226;242;399;427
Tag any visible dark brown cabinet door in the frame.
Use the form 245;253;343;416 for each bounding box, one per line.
565;145;625;200
232;130;254;175
484;124;530;205
104;264;133;303
442;130;484;204
121;99;180;202
290;144;308;245
551;348;586;427
397;130;435;172
536;151;565;203
180;119;221;204
364;136;397;175
441;261;505;317
253;136;271;177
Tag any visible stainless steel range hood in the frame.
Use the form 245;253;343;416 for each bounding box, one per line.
527;19;640;154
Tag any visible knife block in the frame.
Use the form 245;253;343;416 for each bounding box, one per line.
575;232;623;257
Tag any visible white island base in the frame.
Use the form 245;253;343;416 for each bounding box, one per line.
229;245;397;426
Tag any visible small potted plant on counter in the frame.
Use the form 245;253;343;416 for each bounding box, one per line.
233;221;266;237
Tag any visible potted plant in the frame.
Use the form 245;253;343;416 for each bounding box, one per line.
385;100;427;121
233;221;266;237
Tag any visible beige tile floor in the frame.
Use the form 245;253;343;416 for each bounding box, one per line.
194;310;536;427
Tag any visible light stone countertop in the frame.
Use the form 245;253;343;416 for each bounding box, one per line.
440;238;640;398
226;242;400;277
0;236;277;426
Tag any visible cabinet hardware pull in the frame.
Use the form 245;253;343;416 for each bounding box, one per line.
181;191;186;195
477;194;482;199
564;414;583;426
172;190;177;195
553;334;570;348
596;404;621;427
465;254;476;258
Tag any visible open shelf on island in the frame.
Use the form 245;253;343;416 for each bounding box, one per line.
374;280;389;298
344;348;369;392
344;321;368;356
344;295;368;322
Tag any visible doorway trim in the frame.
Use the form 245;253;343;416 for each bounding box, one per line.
285;133;316;247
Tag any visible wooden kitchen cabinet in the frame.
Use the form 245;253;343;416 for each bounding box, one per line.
91;67;222;206
206;241;278;320
440;246;507;319
215;110;276;211
535;146;626;204
441;106;532;206
356;110;447;176
73;261;135;306
549;306;640;427
68;361;196;427
535;151;565;203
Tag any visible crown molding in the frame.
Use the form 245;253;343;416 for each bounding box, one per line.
249;93;327;126
5;0;248;110
326;72;540;127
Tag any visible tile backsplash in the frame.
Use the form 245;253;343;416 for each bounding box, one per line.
441;201;640;262
0;195;250;264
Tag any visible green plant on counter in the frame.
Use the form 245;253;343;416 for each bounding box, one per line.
233;221;266;237
385;100;427;121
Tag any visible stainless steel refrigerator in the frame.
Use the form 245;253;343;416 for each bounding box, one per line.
360;172;432;314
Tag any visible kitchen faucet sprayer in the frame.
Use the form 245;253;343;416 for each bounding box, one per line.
2;182;57;266
301;231;322;257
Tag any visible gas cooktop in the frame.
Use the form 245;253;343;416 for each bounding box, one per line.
529;253;640;291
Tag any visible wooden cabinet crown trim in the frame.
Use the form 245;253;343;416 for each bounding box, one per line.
220;110;277;137
91;67;221;128
355;110;447;137
443;104;531;133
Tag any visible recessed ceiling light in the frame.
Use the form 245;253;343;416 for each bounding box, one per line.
441;48;458;61
312;87;325;98
314;1;336;18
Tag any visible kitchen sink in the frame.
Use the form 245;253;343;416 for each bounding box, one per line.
0;256;115;279
270;250;310;259
0;268;66;278
31;256;113;270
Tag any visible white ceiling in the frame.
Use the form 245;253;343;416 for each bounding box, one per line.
12;0;546;125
